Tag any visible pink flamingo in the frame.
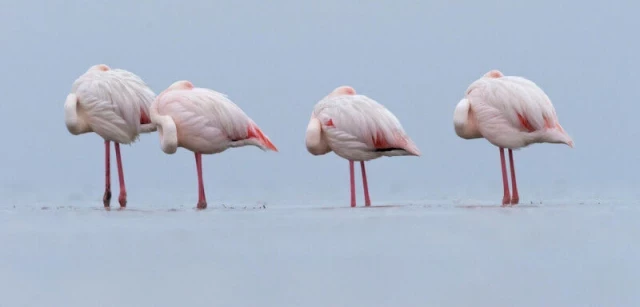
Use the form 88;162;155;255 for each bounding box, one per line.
305;86;421;207
150;80;278;209
453;69;574;206
64;64;156;208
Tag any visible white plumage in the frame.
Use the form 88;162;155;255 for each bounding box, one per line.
151;81;277;155
152;87;270;154
308;93;420;161
65;64;156;144
458;72;572;149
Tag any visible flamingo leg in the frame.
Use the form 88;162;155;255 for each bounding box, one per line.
360;161;371;207
195;153;207;209
114;143;127;208
349;160;356;207
499;147;511;206
508;149;519;205
102;140;111;208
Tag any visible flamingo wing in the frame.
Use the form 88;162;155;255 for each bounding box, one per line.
466;76;559;134
110;69;156;120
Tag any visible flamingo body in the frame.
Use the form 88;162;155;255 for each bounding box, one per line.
453;70;573;206
306;86;420;207
63;64;156;208
65;64;156;144
454;70;573;149
151;80;277;209
306;89;420;161
151;81;277;154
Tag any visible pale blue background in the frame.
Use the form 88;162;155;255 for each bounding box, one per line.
1;1;635;207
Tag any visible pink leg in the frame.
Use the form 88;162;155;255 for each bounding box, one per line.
508;149;519;205
349;160;356;207
195;153;207;209
360;161;371;207
102;140;111;208
114;143;127;208
499;148;511;206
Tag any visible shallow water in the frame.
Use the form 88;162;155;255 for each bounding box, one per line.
1;201;638;307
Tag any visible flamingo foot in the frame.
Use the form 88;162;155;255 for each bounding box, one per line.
103;191;111;207
118;193;127;208
196;201;207;210
510;196;519;205
502;198;511;206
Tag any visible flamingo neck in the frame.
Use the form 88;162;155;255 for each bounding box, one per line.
305;116;331;155
154;113;178;154
64;93;91;135
453;98;482;139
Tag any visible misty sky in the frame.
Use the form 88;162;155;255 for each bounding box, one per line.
0;1;637;207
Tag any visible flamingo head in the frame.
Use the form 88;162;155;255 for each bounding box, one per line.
167;80;195;91
88;64;110;72
483;70;504;78
328;85;356;98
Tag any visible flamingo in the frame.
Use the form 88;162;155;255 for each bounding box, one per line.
305;86;421;207
150;80;278;209
64;64;156;208
453;69;574;206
